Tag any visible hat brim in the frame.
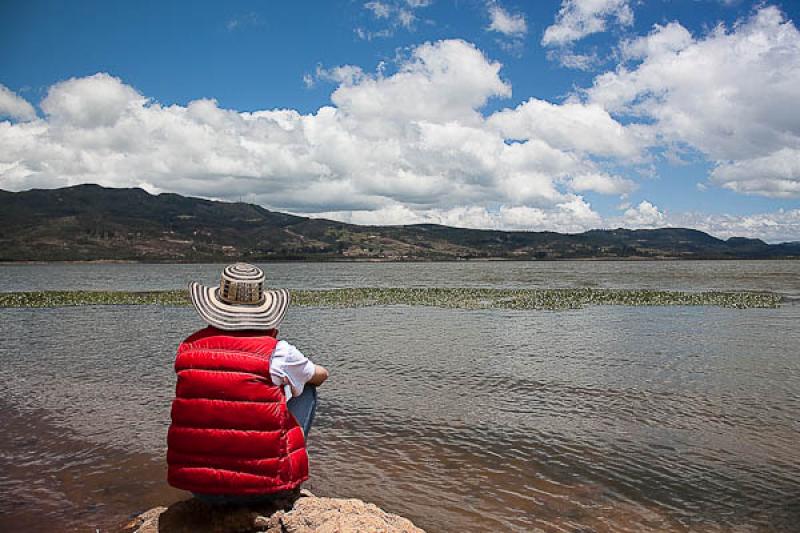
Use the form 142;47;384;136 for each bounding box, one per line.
189;282;290;331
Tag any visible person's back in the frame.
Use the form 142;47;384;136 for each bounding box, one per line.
166;263;328;503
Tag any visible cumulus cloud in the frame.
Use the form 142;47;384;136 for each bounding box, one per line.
487;4;527;37
41;73;146;128
670;209;800;243
0;40;639;226
620;200;666;228
330;40;511;126
498;196;603;232
570;173;635;195
315;64;366;86
488;98;642;158
587;6;800;198
317;195;603;233
2;26;798;241
619;21;692;61
710;148;800;198
542;0;633;47
317;201;800;242
595;199;800;243
0;85;37;122
607;201;800;243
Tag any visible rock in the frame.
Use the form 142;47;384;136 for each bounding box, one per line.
121;506;166;532
121;491;424;533
281;496;422;533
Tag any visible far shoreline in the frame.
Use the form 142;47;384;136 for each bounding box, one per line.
2;256;799;265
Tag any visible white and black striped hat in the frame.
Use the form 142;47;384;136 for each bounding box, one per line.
188;263;290;331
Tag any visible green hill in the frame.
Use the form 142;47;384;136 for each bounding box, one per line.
1;184;797;261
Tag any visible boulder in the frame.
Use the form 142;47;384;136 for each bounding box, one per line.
121;490;424;533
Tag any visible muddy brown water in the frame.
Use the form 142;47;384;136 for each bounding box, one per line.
1;262;799;532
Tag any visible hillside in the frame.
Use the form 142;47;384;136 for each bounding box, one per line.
1;185;798;261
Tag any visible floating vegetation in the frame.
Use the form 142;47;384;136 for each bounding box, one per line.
0;288;782;310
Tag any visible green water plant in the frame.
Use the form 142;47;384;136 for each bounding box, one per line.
0;288;782;310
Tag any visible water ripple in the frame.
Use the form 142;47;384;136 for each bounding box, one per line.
1;296;799;531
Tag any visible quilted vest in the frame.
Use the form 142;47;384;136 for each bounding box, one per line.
167;326;309;495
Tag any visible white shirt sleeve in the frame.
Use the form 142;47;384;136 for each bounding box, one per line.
270;340;316;400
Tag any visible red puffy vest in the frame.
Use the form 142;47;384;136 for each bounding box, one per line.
167;326;309;495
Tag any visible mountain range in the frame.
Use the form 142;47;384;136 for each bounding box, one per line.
1;184;797;262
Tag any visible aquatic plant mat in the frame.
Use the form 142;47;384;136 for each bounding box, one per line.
0;288;781;310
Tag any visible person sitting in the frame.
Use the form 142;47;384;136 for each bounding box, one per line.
166;263;328;504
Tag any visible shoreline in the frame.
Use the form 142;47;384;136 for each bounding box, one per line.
2;256;799;265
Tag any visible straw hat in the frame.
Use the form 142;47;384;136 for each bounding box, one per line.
189;263;290;331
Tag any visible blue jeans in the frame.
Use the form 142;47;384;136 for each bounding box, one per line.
193;385;318;506
288;384;317;437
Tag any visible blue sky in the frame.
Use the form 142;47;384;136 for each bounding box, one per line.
1;0;799;241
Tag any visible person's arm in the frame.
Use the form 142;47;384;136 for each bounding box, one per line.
271;341;328;397
307;364;329;386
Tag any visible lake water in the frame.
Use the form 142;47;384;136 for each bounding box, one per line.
2;260;800;297
1;261;799;532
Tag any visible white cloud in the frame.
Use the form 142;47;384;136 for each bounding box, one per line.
315;201;800;243
617;206;800;244
586;7;800;198
330;40;511;128
359;0;430;37
620;200;666;228
498;196;603;232
0;85;37;122
488;98;642;158
316;195;603;233
542;0;633;47
315;64;366;86
353;27;393;41
397;9;415;28
607;201;800;243
364;1;391;19
41;73;146;128
710;148;800;198
546;49;598;71
619;21;692;61
570;173;636;195
487;4;527;37
669;209;800;243
0;41;638;220
2;28;798;242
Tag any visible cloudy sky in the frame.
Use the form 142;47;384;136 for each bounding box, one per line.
1;0;799;242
